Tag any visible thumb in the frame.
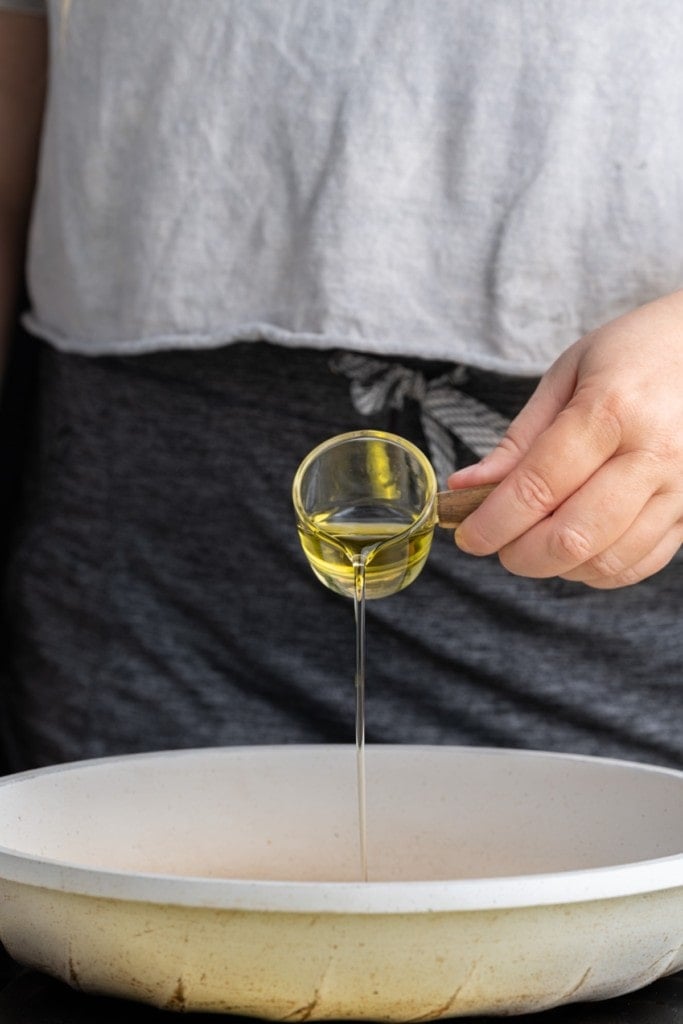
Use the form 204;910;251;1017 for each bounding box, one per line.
447;345;581;489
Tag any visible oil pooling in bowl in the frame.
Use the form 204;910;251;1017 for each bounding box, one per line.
292;431;437;881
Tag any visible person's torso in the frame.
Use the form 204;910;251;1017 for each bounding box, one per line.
21;0;683;372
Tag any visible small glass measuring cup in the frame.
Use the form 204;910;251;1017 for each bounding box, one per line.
292;430;438;601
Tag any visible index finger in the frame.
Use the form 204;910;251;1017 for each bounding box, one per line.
454;394;623;555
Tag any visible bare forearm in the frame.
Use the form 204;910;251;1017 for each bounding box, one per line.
0;10;47;385
0;213;29;380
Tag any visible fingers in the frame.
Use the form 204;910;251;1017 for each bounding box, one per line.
493;488;682;588
575;532;682;589
447;345;581;488
453;392;682;588
558;493;683;588
455;390;624;556
449;295;683;588
491;451;660;578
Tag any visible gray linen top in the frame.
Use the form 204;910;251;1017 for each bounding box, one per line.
5;0;683;374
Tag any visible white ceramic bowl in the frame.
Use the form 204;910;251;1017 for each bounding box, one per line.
0;745;681;1018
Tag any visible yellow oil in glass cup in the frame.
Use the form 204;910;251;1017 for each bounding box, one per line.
292;430;438;601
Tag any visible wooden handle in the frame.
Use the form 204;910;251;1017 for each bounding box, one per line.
436;484;496;528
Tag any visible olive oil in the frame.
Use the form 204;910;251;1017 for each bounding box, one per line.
297;502;434;601
353;556;369;881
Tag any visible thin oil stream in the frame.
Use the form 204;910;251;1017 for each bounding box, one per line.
352;529;412;883
352;552;371;882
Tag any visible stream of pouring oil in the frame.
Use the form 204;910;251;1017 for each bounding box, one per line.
353;555;369;882
296;439;452;881
295;437;494;882
299;508;433;882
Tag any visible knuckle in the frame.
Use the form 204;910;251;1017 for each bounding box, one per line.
587;564;643;589
647;432;682;469
549;523;594;566
511;467;558;516
585;548;628;579
496;430;527;461
584;388;634;446
612;565;646;587
570;555;643;589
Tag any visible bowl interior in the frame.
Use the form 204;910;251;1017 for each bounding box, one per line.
0;745;681;883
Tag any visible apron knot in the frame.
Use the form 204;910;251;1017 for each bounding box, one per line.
330;351;509;486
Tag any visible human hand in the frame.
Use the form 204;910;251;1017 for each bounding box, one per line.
447;291;683;588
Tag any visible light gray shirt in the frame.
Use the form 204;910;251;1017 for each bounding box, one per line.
6;0;683;374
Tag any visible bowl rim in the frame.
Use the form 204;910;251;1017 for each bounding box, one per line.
0;744;681;915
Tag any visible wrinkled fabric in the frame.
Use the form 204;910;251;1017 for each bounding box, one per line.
2;343;681;772
330;352;510;485
7;0;683;373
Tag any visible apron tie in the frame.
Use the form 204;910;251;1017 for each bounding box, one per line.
330;352;510;486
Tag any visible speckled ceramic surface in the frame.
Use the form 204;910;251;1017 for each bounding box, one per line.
0;745;680;1017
